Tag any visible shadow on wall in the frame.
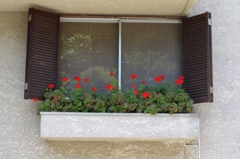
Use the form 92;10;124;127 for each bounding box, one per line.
47;141;186;159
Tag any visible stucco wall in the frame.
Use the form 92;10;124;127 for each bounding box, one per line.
190;0;240;159
0;12;193;159
1;0;240;157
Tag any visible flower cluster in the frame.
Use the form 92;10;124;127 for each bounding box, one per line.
37;73;193;114
175;76;184;85
60;75;96;91
154;75;165;83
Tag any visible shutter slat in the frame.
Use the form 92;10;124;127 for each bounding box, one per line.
25;8;59;100
32;31;56;37
182;12;213;103
33;26;58;33
32;54;56;62
32;43;56;51
185;56;207;63
32;39;57;48
184;43;206;52
32;47;57;54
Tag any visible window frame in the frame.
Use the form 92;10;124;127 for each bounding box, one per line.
59;18;182;90
24;7;213;103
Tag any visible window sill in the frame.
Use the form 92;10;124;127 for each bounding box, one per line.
40;112;199;141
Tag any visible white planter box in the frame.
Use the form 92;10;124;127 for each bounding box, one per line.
40;112;199;141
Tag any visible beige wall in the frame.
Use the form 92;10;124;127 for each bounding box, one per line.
190;0;240;158
0;12;191;159
1;0;240;158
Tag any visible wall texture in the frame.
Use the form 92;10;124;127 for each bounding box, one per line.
1;0;240;158
190;0;240;159
0;12;192;159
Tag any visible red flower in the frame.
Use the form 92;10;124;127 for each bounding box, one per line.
159;75;165;80
175;79;183;85
91;87;97;91
110;72;114;77
130;74;137;80
75;84;81;89
142;92;150;98
74;76;81;82
134;89;139;94
106;84;112;90
142;81;146;85
33;98;37;102
154;76;162;82
48;84;54;89
131;84;136;89
84;78;89;82
62;77;68;82
178;76;184;80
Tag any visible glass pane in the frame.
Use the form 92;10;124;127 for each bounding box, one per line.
58;23;118;93
121;23;182;91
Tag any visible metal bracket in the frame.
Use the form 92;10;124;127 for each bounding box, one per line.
210;86;213;94
24;83;28;90
208;19;211;25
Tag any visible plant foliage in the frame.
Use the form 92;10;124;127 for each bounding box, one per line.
37;73;193;114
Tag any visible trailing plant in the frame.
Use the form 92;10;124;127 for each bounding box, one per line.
36;72;194;114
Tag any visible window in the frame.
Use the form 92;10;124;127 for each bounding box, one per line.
58;22;118;93
24;8;213;103
58;19;182;92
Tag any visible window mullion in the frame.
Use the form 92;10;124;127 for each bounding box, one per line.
118;20;122;90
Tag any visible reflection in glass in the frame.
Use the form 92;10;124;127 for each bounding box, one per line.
121;23;182;91
58;23;118;93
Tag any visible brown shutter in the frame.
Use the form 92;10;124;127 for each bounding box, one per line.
182;12;213;103
24;8;60;100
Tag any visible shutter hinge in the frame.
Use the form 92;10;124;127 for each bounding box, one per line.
208;19;211;25
210;86;213;94
29;14;31;21
25;83;28;90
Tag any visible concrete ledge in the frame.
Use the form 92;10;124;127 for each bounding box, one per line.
40;112;199;141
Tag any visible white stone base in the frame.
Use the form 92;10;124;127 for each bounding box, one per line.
40;112;199;142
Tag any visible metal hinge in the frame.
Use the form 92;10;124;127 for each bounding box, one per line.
29;14;31;21
208;19;211;25
25;83;28;90
210;87;213;94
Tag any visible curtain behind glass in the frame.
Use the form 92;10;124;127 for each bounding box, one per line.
121;23;182;91
58;23;118;93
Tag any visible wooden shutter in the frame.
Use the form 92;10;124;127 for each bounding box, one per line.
24;8;60;100
182;12;213;103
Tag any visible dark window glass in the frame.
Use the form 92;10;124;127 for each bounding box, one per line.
58;23;118;92
121;23;182;91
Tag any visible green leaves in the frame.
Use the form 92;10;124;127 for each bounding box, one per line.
38;80;193;115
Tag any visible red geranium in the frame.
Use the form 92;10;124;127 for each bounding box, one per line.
131;84;136;89
134;89;139;94
33;97;37;102
175;79;183;85
106;84;112;90
84;78;89;82
62;77;68;82
154;76;162;82
48;84;54;89
159;75;165;80
110;72;114;77
142;92;150;98
74;76;81;82
75;84;81;89
178;76;184;80
130;74;137;80
142;81;146;85
91;87;97;91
